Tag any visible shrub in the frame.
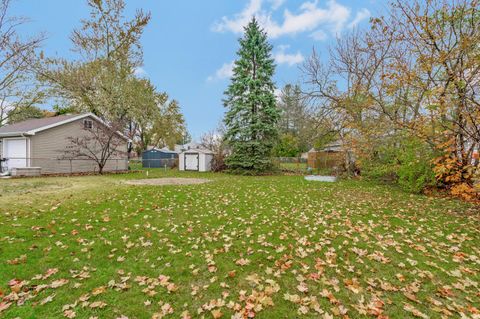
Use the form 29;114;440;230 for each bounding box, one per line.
360;141;399;182
397;138;435;194
211;152;227;172
273;133;301;157
359;135;435;193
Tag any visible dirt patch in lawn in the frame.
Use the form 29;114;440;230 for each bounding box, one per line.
124;178;211;186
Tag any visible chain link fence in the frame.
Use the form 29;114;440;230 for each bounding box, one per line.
0;157;129;175
129;158;178;170
272;155;345;175
0;156;180;176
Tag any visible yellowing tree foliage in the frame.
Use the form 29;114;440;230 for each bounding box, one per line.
303;0;480;199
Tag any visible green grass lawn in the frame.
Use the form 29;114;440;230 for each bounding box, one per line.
0;170;479;318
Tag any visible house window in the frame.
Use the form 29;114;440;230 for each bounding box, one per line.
84;119;93;129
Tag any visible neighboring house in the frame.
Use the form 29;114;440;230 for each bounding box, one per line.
174;142;203;153
322;141;344;152
0;113;128;174
306;141;345;154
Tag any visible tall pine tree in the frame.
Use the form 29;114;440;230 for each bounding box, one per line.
223;18;279;173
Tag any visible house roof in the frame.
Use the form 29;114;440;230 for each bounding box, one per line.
307;141;345;153
174;142;203;152
0;113;129;140
0;114;82;136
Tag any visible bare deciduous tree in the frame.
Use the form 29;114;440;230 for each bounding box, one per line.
38;0;151;121
200;125;227;172
64;118;128;174
0;0;45;126
302;0;480;197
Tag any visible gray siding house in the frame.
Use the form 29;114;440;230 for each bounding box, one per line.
0;113;128;174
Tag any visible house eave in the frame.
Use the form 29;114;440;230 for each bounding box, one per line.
0;132;33;138
0;113;130;142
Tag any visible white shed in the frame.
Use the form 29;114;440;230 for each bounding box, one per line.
179;149;214;172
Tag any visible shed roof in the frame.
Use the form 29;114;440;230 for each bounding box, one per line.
181;148;214;155
143;147;179;154
159;147;180;154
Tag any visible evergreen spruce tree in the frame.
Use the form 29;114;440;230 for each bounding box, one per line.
223;18;279;173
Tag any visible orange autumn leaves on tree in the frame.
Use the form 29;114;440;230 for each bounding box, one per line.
302;0;480;199
379;0;480;199
433;136;478;200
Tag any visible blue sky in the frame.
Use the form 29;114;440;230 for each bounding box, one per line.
10;0;381;140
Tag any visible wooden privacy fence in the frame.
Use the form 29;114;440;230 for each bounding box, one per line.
307;151;344;170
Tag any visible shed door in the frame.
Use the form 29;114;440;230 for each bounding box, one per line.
184;153;199;171
4;138;27;170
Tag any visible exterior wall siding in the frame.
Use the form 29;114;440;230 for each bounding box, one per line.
204;154;213;171
29;116;128;174
199;153;205;171
198;153;213;172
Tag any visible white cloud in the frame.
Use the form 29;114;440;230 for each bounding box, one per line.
212;0;367;39
207;61;235;81
274;45;304;66
310;29;327;41
212;0;262;34
347;8;370;28
134;66;147;77
268;0;285;10
270;0;351;36
207;46;303;82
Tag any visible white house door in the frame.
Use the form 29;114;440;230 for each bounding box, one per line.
184;153;198;171
4;138;27;170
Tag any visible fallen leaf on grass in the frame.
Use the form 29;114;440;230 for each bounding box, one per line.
6;255;27;265
89;301;107;309
211;309;223;318
0;302;12;313
40;293;55;305
51;279;69;288
235;258;250;266
403;303;429;318
92;286;106;295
